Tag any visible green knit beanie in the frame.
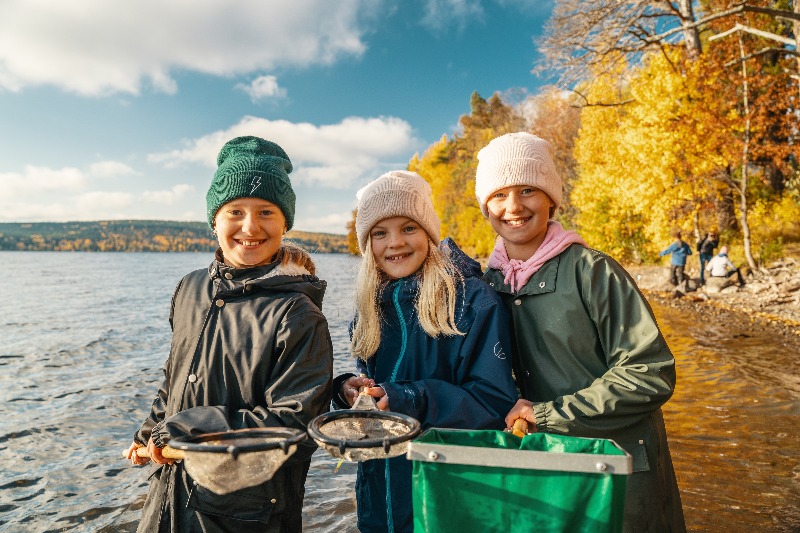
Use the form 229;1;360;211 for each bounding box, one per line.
206;136;296;229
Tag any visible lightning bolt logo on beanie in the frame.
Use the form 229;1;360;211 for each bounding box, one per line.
206;136;296;229
249;176;262;196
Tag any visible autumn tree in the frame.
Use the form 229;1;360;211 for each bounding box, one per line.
345;209;360;255
572;51;730;261
702;0;800;266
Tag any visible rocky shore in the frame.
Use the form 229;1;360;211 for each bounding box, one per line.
627;258;800;340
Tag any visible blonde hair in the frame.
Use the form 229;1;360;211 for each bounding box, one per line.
350;236;464;360
276;241;316;276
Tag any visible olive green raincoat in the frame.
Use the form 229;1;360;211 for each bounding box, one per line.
484;244;685;532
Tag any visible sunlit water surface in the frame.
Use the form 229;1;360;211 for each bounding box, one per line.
0;252;797;532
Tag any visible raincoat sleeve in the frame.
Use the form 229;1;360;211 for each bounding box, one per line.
381;282;518;430
151;298;333;460
134;374;168;445
532;254;676;435
134;277;184;445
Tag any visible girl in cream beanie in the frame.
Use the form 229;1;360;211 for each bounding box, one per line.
333;169;517;532
478;131;686;532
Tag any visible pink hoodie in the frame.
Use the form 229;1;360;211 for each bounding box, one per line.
487;221;587;292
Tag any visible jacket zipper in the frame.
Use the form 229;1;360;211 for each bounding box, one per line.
385;279;408;533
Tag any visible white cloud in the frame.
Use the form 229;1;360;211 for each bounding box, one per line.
1;165;87;196
237;75;287;102
421;0;484;32
88;161;136;178
141;184;195;205
147;115;420;188
0;162;150;221
292;211;354;235
0;0;377;95
76;191;133;211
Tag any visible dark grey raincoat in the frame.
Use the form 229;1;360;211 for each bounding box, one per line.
134;252;333;532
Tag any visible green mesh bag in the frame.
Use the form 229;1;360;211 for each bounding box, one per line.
408;429;631;533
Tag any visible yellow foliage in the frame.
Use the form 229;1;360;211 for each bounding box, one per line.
573;51;733;262
748;194;800;244
409;134;497;257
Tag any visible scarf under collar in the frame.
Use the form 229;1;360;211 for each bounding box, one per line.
487;221;587;292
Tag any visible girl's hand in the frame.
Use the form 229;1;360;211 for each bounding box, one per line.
126;441;149;466
147;437;175;465
364;386;389;411
504;399;538;433
341;375;375;407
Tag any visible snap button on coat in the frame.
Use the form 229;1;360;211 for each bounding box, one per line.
215;299;225;308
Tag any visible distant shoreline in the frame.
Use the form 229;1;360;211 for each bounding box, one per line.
0;220;350;254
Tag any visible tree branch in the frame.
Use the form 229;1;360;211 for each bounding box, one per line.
709;23;796;47
646;2;800;44
723;47;800;68
568;89;634;108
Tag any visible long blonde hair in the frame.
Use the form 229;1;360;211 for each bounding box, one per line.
350;237;464;360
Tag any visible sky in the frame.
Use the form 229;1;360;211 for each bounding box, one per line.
0;0;554;234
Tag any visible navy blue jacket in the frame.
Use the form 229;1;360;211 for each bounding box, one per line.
334;239;517;533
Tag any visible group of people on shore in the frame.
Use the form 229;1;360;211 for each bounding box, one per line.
659;229;745;289
125;133;686;532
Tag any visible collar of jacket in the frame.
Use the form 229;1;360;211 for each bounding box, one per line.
207;248;326;307
487;252;560;297
379;275;418;306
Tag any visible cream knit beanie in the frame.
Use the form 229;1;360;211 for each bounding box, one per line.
475;132;562;217
355;170;441;253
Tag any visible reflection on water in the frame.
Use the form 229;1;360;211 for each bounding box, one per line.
655;302;800;532
0;252;798;532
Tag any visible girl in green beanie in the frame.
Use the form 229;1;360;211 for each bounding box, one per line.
125;136;333;532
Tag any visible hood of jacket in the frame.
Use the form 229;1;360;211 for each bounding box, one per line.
209;248;326;309
441;237;483;279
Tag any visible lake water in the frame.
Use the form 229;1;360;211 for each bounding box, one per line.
0;252;798;532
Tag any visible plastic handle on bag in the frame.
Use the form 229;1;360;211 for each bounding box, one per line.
511;418;528;438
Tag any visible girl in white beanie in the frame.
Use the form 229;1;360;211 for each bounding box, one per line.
332;170;517;533
477;132;685;532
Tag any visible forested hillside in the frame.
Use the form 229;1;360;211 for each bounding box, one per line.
0;221;348;253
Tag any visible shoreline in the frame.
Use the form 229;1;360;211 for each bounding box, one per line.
626;261;800;341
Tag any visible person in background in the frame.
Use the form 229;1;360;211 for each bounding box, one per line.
659;230;693;287
476;132;685;532
706;245;745;287
697;230;718;284
125;136;333;532
333;170;518;533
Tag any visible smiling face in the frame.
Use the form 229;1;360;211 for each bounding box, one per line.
486;185;555;261
369;216;431;280
213;197;286;268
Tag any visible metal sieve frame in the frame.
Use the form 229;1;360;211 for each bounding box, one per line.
169;427;307;458
307;410;421;455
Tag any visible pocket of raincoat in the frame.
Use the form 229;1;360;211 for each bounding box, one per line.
187;481;278;524
622;439;651;472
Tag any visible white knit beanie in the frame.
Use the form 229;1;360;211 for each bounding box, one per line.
475;132;562;217
355;170;441;253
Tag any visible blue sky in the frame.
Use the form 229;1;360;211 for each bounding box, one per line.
0;0;553;234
